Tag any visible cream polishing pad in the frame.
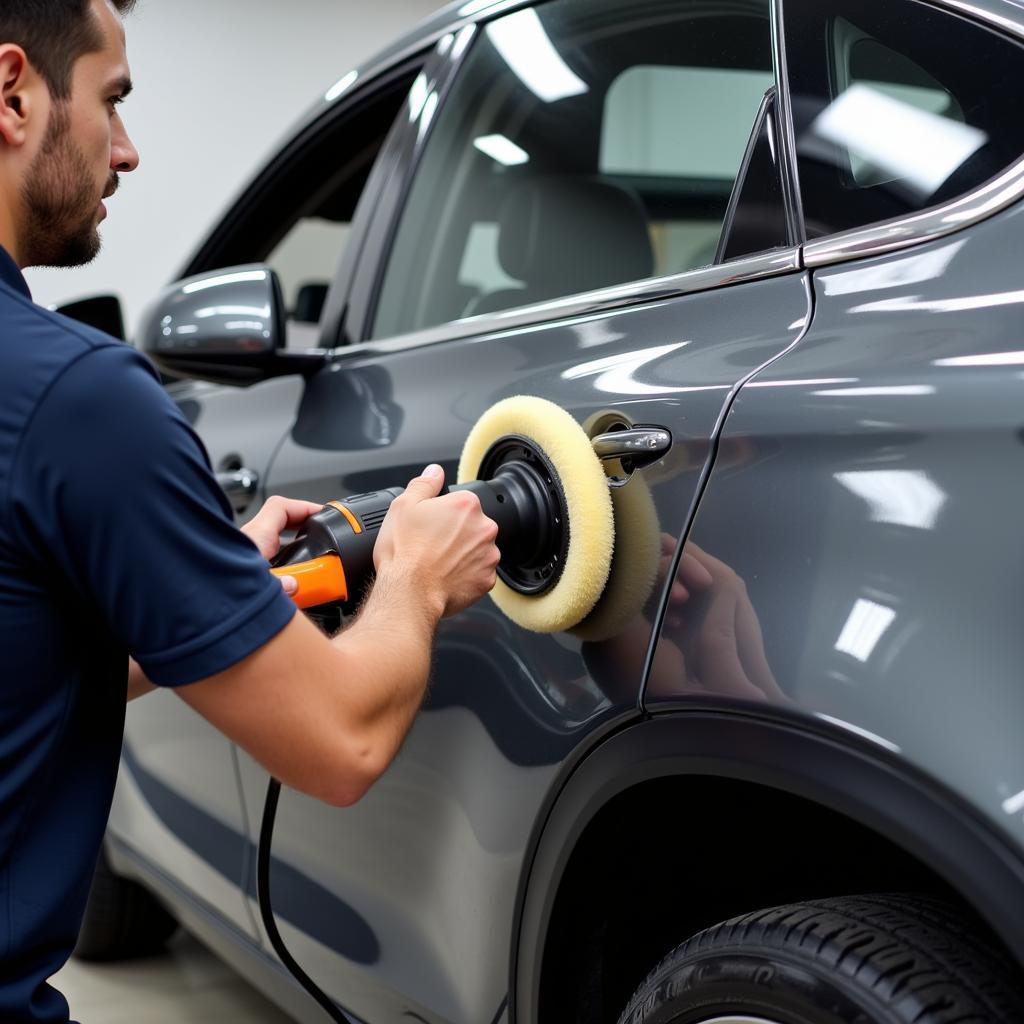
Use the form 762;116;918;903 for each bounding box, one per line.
571;472;661;643
458;396;615;634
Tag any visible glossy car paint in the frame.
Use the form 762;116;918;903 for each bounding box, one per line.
98;0;1024;1021
653;198;1024;851
234;269;810;1023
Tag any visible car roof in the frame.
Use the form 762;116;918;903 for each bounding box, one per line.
184;0;1024;278
292;0;523;130
290;0;1024;146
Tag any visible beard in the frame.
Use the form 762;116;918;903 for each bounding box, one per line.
19;104;116;269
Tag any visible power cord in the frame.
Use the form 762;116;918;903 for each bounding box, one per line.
257;777;356;1024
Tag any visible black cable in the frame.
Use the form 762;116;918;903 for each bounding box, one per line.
258;778;356;1024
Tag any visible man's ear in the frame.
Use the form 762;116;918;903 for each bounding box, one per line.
0;45;34;148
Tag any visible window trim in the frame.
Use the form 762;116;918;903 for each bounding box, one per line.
786;0;1024;268
343;25;481;347
714;86;792;264
329;245;801;359
772;0;807;245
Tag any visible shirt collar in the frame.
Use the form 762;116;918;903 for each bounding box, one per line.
0;246;32;300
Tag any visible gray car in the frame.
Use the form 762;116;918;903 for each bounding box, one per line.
67;0;1024;1021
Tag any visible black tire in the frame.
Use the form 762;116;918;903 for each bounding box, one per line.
617;894;1024;1024
74;846;178;962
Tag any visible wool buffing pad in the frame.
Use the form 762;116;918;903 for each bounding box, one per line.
570;472;661;643
458;396;615;634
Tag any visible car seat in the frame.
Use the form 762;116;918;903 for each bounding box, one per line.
467;175;655;317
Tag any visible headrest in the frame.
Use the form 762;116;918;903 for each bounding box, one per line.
497;176;654;296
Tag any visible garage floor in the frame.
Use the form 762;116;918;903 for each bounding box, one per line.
53;933;293;1023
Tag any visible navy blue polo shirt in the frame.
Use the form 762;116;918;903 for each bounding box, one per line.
0;247;296;1021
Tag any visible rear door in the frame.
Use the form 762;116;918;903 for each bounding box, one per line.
647;0;1024;843
248;2;812;1020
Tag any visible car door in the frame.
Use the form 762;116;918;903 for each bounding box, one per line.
648;0;1024;853
243;2;813;1021
107;57;424;944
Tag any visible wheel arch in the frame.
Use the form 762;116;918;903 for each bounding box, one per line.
510;709;1024;1024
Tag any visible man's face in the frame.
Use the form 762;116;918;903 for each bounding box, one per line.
19;0;138;268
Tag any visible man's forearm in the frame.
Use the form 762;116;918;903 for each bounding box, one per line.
325;565;443;781
174;565;445;807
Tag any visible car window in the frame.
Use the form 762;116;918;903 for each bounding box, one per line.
184;70;417;351
371;0;777;341
783;0;1024;238
267;220;352;349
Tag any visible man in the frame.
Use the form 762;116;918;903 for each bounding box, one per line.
0;1;500;1019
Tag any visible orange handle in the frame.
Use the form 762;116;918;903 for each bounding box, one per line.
271;555;349;610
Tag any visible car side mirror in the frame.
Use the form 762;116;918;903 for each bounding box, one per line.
141;265;328;387
55;294;126;340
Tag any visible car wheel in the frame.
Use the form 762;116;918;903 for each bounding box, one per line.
616;894;1023;1024
74;846;178;962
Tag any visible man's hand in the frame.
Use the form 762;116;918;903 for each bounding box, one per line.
164;471;499;804
175;468;500;806
241;495;323;596
373;465;500;619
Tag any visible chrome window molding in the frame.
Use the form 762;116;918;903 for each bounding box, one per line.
800;0;1024;268
771;0;806;244
802;154;1024;267
330;247;801;360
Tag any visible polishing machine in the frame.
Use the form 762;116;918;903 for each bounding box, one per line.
258;395;670;1023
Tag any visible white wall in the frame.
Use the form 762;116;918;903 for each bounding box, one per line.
25;0;443;332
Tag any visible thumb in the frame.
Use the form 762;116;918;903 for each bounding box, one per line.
403;464;445;503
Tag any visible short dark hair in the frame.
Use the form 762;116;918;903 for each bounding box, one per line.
0;1;136;100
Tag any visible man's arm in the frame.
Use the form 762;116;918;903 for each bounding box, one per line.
127;660;156;702
172;467;499;807
126;495;318;703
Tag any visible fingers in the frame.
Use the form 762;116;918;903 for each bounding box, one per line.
401;465;446;504
663;542;715;628
678;549;713;593
734;588;788;702
241;495;324;562
244;496;322;537
372;471;499;619
274;498;325;531
696;586;766;702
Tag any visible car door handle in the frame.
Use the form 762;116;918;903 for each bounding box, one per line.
592;426;672;469
216;468;260;512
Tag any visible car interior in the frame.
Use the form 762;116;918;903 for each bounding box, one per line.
371;0;780;339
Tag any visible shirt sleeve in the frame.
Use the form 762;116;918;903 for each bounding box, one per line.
9;342;296;687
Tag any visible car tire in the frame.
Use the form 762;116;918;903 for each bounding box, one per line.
616;893;1024;1024
74;846;178;962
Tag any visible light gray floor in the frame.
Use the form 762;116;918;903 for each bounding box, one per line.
53;933;295;1024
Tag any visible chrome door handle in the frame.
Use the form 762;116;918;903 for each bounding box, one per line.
216;468;260;512
591;426;672;469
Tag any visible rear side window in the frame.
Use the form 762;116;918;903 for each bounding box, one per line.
602;65;779;274
783;0;1024;238
371;0;779;341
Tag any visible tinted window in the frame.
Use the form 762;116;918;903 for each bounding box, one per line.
783;0;1024;238
372;0;777;340
718;90;791;263
185;71;414;352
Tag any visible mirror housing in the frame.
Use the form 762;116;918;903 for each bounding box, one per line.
141;265;328;386
56;294;126;340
